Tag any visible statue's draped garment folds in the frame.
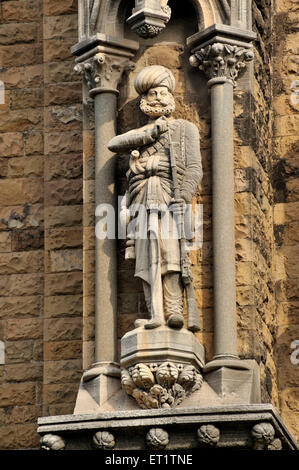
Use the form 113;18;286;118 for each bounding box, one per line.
108;65;202;330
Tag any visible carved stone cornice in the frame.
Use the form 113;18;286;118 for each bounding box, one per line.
74;52;135;97
189;42;254;87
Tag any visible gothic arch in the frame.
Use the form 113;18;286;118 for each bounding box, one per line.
94;0;230;39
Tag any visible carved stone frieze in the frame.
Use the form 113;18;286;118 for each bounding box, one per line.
190;42;254;86
121;361;203;409
74;53;135;95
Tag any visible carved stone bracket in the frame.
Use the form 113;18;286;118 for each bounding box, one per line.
121;361;203;409
74;53;135;97
189;42;254;86
251;422;282;450
146;428;169;450
40;434;66;450
93;431;116;450
127;0;171;39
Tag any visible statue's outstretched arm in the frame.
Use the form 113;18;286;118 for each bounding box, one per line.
108;127;155;153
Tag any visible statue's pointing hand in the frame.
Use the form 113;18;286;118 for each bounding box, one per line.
151;116;168;139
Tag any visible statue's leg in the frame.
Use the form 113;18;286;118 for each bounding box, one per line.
143;210;164;329
163;272;184;329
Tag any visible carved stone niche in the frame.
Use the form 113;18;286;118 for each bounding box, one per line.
120;326;205;409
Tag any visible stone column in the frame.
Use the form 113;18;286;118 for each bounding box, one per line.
190;41;255;373
72;44;138;410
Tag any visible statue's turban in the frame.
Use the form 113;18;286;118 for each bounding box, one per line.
134;65;175;95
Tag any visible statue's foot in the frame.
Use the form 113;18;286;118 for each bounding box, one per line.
144;319;163;329
167;314;184;329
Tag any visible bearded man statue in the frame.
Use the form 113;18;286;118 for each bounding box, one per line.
108;65;202;331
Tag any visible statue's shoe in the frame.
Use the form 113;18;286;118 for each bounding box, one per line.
144;319;163;329
167;314;184;329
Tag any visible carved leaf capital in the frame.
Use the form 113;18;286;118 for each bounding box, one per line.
190;42;254;86
74;53;135;93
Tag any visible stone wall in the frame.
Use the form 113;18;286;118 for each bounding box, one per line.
0;0;83;449
0;0;297;450
272;0;299;444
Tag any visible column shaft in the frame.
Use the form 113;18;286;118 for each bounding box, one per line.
210;80;238;360
94;92;118;364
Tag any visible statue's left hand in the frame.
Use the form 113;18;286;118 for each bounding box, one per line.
169;198;186;219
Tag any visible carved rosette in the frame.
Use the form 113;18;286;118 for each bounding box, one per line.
121;361;203;409
40;434;66;450
93;431;115;450
74;53;135;95
251;422;276;450
190;43;254;86
197;424;220;447
146;428;169;450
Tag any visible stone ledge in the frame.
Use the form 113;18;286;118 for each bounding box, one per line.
37;404;298;450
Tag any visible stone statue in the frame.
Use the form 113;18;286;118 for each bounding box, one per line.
108;65;202;331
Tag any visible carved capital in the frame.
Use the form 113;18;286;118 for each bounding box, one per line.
190;42;254;86
74;53;135;97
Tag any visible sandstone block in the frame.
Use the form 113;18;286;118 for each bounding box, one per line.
43;0;78;16
8;157;43;178
0;107;42;132
0;383;35;406
144;45;183;69
44;204;82;228
0;423;40;449
5;363;42;382
44;82;82;106
44;317;82;342
0;43;42;67
44;271;83;295
43;38;74;62
45;227;82;250
0;250;43;275
24;131;43;155
50;248;82;272
44;178;82;206
0;231;11;252
44;153;82;181
276;325;299;388
44;340;82;361
42;383;78;405
0;204;43;231
0;64;43;90
11;228;44;252
6;318;43;340
5;341;33;364
11;88;43;110
44;60;79;84
2;0;42;22
43;14;78;39
44;131;82;155
4;405;41;425
0;132;24;157
43;359;82;385
44;105;82;131
0;295;41;319
0;22;38;45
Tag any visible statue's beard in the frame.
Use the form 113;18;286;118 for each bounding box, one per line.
140;95;175;118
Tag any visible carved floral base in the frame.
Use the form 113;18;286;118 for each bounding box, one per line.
121;361;203;409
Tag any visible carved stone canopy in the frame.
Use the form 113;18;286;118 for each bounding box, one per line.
127;0;171;39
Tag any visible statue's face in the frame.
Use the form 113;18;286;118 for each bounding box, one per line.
140;86;175;118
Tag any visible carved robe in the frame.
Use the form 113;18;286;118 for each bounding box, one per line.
108;118;202;284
